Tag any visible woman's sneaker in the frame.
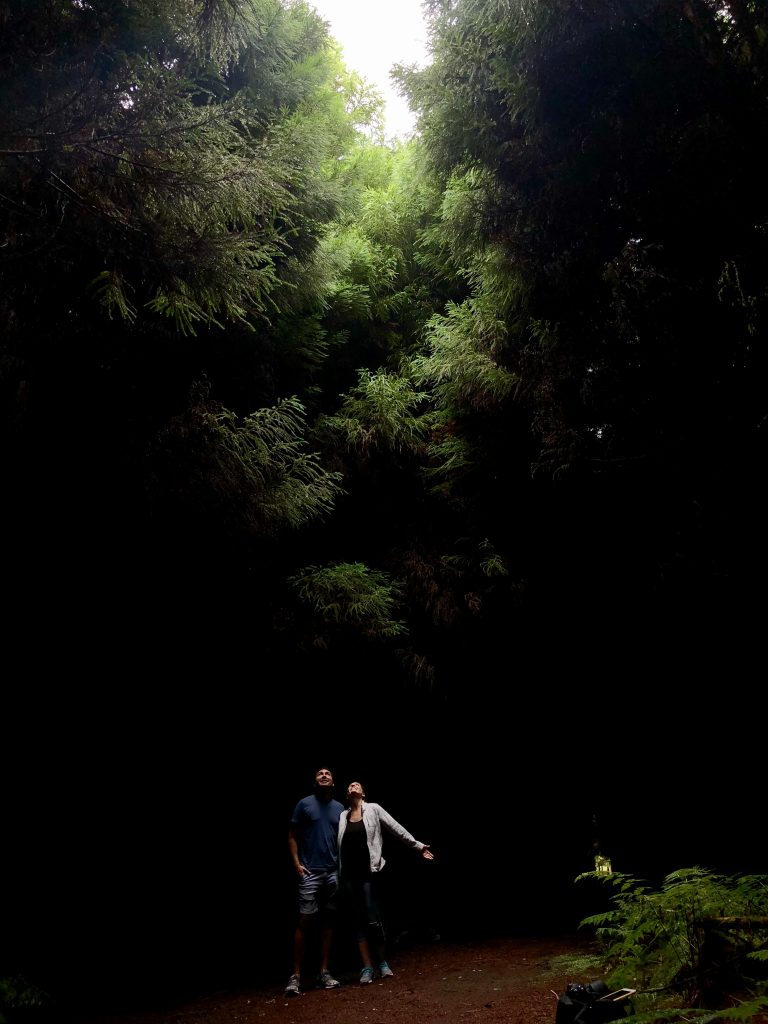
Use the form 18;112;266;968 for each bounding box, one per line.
360;967;375;984
284;974;301;997
318;969;340;989
379;962;394;979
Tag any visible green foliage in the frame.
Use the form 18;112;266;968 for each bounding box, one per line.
289;562;407;638
423;429;473;495
316;139;464;354
478;537;509;577
577;868;768;1014
402;0;768;474
411;299;517;412
438;537;508;580
383;0;768;642
315;224;398;320
0;0;389;629
148;394;344;534
319;368;428;453
0;0;375;336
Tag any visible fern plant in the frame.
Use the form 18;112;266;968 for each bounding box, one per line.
576;867;768;1019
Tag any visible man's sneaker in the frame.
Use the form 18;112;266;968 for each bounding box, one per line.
379;962;394;979
284;974;301;997
318;969;340;989
360;967;375;984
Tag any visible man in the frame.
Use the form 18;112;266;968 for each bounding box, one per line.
284;766;344;996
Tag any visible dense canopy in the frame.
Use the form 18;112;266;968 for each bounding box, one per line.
2;0;766;1015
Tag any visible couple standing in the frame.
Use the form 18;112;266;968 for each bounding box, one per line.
284;766;434;996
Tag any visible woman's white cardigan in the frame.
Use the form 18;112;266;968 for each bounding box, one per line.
338;801;426;873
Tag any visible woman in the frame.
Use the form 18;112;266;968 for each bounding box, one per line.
338;780;434;984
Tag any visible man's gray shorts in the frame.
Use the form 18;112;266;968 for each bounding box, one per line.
298;868;338;915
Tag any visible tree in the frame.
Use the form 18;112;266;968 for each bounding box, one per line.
0;0;369;334
395;0;768;640
0;0;386;652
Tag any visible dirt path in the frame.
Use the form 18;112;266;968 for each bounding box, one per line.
72;934;604;1024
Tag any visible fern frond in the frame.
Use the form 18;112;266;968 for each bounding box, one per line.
289;561;408;638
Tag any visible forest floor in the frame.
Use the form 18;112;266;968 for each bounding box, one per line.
71;933;608;1024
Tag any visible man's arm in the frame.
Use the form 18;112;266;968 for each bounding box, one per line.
288;823;305;877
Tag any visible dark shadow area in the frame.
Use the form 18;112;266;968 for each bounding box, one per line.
3;617;762;1020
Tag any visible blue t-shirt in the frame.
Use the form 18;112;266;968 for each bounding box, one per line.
291;794;344;871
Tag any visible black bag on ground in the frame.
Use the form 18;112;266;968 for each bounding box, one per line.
555;981;633;1024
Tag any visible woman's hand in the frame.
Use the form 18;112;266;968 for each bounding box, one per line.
421;846;434;861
